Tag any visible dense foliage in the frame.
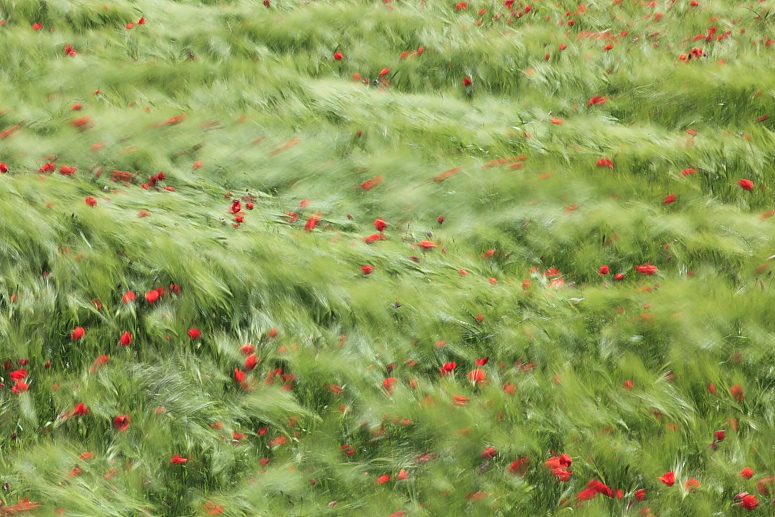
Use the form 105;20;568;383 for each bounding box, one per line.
2;0;775;515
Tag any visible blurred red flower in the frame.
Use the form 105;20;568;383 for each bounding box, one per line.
730;383;744;402
9;369;27;381
440;362;456;375
245;355;258;371
738;179;754;191
741;494;758;510
304;213;320;231
114;414;130;432
468;369;486;384
170;454;188;464
658;471;675;486
634;263;658;275
12;381;28;394
383;377;397;393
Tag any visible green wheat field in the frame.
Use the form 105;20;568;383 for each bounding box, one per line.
2;0;775;515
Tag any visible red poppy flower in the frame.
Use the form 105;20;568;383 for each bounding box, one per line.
334;52;343;60
658;471;675;486
463;76;472;87
634;263;658;275
419;240;436;249
738;179;754;191
396;468;409;480
681;168;697;176
71;327;85;340
122;291;136;303
663;194;676;204
244;355;258;371
587;95;608;107
603;43;613;50
596;158;614;169
481;446;497;458
119;331;132;347
59;165;76;175
12;381;28;394
742;467;754;479
730;383;744;402
32;23;42;30
545;454;572;469
622;379;633;390
508;456;530;475
73;402;89;416
269;435;287;448
90;355;109;373
114;414;130;432
145;290;159;304
468;369;486;384
361;265;374;275
383;377;397;393
0;163;7;173
684;478;700;491
741;494;759;510
38;162;55;173
379;68;390;77
138;17;145;24
373;218;388;232
475;357;488;366
234;369;245;383
714;430;725;442
360;175;383;190
376;474;391;484
188;328;201;339
84;197;97;207
304;213;320;231
551;467;572;481
634;488;647;501
577;480;614;502
364;234;386;244
440;362;457;375
599;265;609;275
170;454;188;464
9;369;26;381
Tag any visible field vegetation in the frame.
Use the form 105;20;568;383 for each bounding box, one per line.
2;0;775;514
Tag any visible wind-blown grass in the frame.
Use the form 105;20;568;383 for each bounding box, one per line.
1;0;775;515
